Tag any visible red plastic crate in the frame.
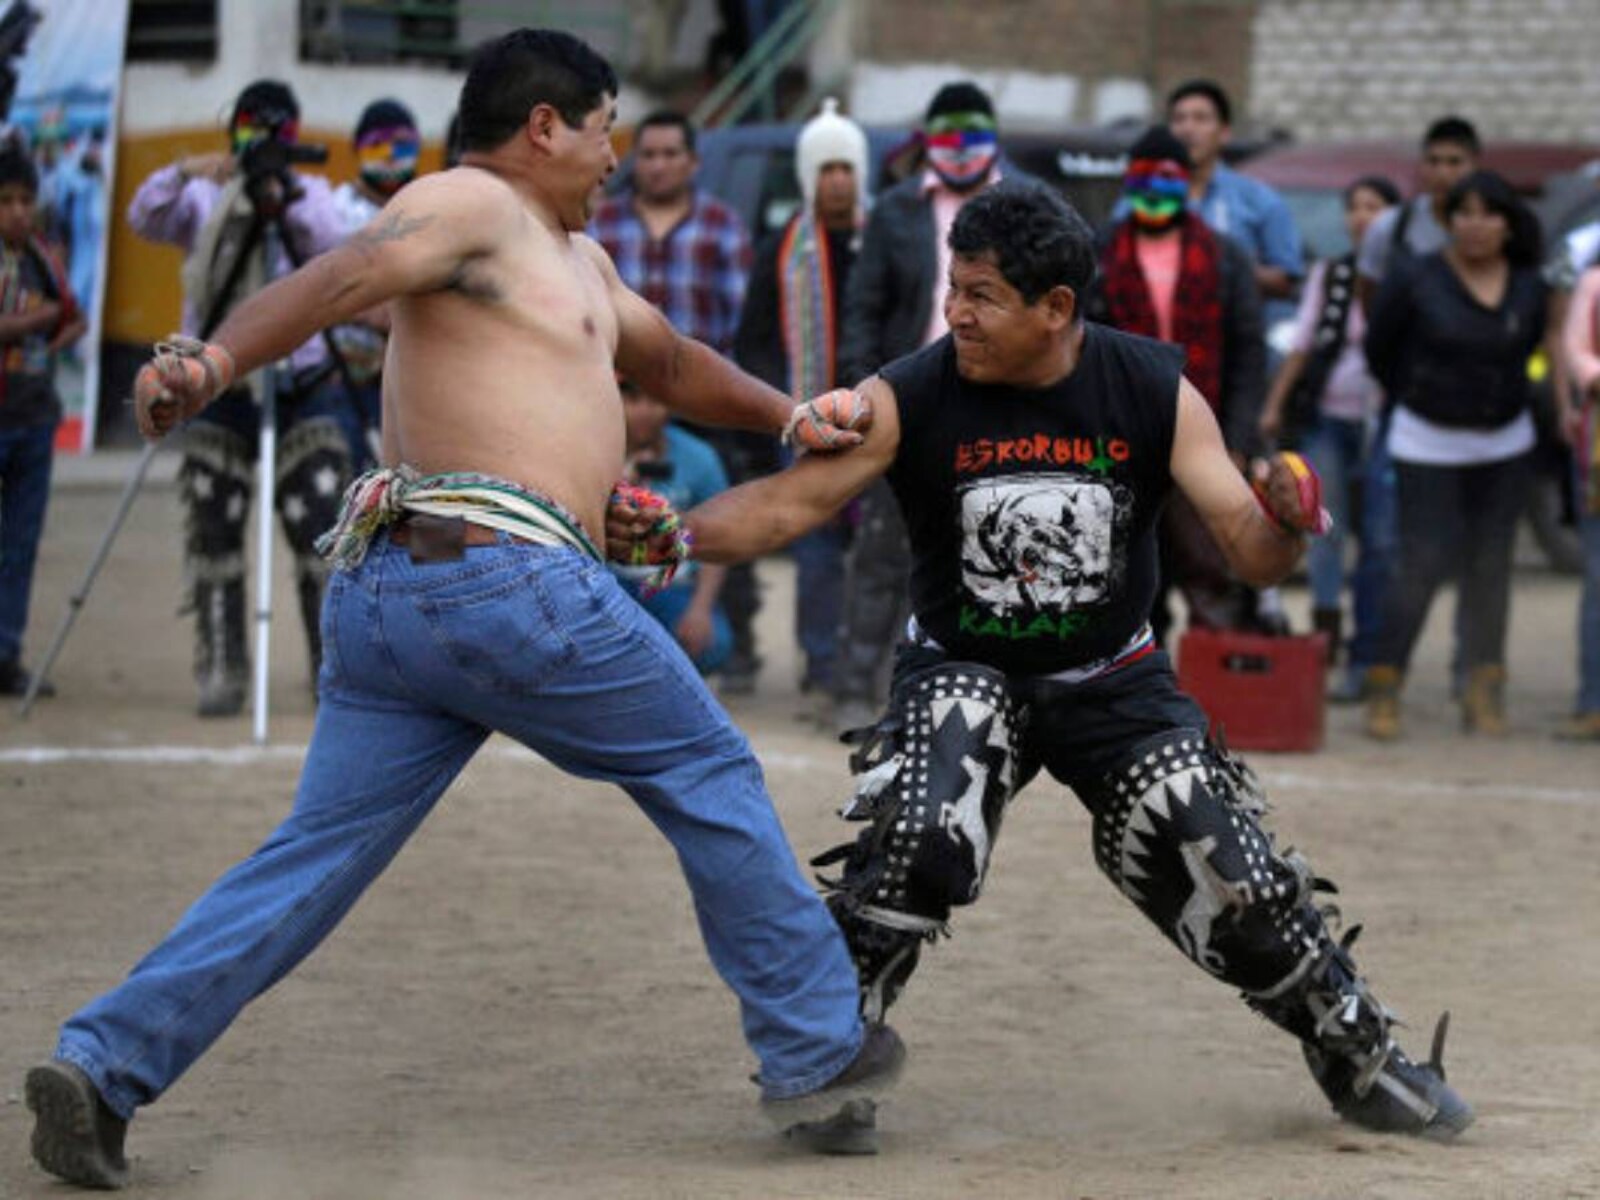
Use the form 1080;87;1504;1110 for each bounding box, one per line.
1176;628;1329;753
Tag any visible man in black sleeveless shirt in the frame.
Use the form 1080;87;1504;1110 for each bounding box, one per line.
658;183;1471;1141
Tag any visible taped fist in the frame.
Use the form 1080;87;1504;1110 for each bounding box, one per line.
605;480;693;595
133;336;236;441
781;387;872;454
1250;450;1332;536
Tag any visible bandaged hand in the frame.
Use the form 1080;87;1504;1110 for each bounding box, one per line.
1250;450;1332;537
133;336;236;441
605;480;693;594
781;387;872;454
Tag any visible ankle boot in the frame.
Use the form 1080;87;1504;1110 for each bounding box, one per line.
194;579;248;718
1461;665;1508;736
1364;665;1403;741
1311;607;1342;666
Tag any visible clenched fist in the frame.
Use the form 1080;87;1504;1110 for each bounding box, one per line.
1250;450;1332;536
133;337;235;441
781;387;872;454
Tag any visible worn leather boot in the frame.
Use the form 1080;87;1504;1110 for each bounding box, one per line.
1461;664;1508;736
1364;665;1403;741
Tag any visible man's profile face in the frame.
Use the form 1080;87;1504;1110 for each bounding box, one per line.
814;161;857;224
550;96;618;231
1420;140;1475;202
634;123;695;204
944;253;1061;383
1168;95;1227;170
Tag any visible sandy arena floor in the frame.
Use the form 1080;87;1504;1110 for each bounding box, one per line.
2;470;1597;1198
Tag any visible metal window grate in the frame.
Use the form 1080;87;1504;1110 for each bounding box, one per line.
127;0;218;63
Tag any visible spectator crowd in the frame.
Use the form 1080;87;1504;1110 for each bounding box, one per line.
4;69;1598;750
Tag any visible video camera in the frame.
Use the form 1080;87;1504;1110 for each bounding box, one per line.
239;135;329;184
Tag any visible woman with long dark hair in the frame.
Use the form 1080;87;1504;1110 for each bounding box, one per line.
1362;169;1547;738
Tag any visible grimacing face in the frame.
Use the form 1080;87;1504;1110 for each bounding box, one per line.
944;253;1069;384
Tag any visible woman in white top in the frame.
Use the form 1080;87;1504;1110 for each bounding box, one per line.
1361;170;1548;739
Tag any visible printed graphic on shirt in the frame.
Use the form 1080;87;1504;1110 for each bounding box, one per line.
957;472;1130;640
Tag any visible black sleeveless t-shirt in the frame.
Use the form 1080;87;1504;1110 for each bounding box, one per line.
880;325;1183;676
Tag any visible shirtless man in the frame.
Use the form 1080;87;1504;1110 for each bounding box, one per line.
643;182;1471;1141
24;30;898;1190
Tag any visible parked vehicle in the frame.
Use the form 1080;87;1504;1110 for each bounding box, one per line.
1243;140;1597;574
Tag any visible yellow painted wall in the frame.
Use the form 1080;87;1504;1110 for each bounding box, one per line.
106;128;447;345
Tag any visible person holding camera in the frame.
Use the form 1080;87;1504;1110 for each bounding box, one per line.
128;79;352;717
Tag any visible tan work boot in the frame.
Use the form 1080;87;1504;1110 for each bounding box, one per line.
1364;666;1403;741
1461;665;1508;736
1554;711;1600;742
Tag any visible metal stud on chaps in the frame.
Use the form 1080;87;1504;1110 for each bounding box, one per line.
812;664;1022;1022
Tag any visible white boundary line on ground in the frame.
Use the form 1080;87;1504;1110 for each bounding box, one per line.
2;741;1599;808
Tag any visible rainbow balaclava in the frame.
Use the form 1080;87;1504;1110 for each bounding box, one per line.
1122;125;1192;232
229;79;300;156
354;98;421;197
924;81;998;193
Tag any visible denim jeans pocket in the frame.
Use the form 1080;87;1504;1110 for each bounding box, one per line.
415;562;578;696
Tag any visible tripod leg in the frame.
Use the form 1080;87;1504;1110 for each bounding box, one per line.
17;443;162;717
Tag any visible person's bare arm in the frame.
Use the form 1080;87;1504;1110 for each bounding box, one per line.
209;173;510;377
687;375;901;562
1255;262;1295;300
1170;377;1305;587
1259;349;1308;443
586;236;796;436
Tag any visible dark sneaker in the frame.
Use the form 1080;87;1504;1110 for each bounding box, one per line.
1304;1014;1474;1141
0;659;54;698
761;1024;905;1154
25;1060;130;1189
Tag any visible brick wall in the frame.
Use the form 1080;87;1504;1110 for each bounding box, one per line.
1252;0;1600;142
855;0;1258;124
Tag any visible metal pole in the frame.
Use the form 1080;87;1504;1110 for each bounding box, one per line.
251;361;276;745
17;441;162;717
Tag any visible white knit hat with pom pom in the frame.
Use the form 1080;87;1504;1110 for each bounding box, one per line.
795;97;869;209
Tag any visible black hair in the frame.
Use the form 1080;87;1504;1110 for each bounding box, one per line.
444;111;463;168
1166;79;1232;125
1423;115;1481;156
1443;168;1541;267
1128;124;1192;169
355;98;417;144
457;28;617;153
1344;173;1401;208
230;80;299;132
636;109;696;153
0;141;36;194
926;81;995;123
948;181;1098;305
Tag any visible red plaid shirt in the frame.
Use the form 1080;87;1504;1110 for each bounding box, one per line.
588;190;752;356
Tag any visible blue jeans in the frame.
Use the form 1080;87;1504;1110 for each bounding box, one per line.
1299;415;1366;612
0;424;54;664
1578;507;1600;714
792;520;848;689
1345;423;1399;670
56;536;862;1117
629;579;734;675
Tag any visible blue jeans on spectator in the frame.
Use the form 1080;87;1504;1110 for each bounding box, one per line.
54;536;863;1118
1577;505;1600;715
1345;421;1398;674
0;424;54;665
1300;415;1366;612
632;580;734;675
792;519;847;690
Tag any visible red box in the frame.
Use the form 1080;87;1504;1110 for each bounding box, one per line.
1176;628;1328;753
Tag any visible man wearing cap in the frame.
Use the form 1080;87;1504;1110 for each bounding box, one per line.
329;98;423;467
128;79;352;717
734;98;869;720
833;81;1019;732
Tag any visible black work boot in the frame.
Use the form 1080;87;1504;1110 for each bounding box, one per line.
194;579;248;718
25;1060;130;1189
1304;1013;1473;1140
760;1023;906;1155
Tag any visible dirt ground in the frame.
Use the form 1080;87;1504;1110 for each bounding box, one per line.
2;464;1598;1199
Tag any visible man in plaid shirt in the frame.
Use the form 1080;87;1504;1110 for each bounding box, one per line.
591;110;768;692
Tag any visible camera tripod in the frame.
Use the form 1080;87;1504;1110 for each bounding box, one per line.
19;171;363;744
